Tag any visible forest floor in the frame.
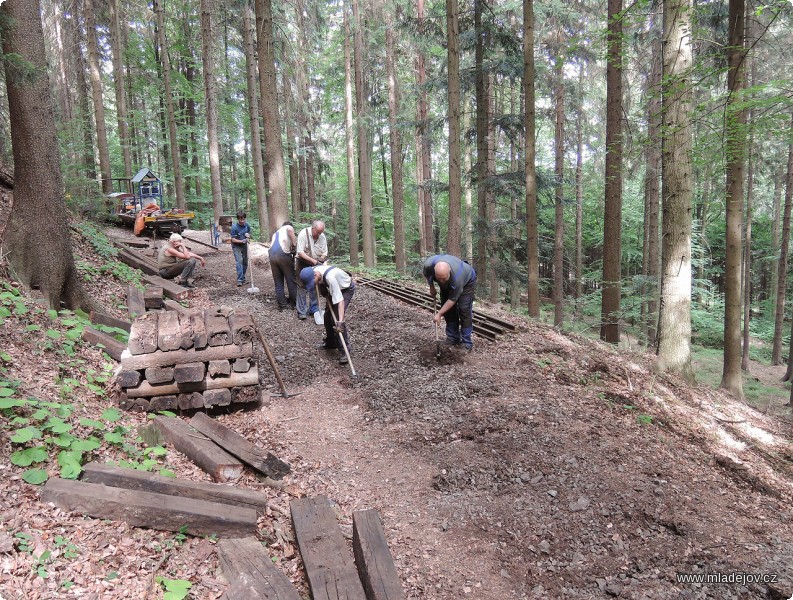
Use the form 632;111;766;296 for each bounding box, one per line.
0;213;792;599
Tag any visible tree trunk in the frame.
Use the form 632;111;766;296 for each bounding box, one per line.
84;0;112;193
282;70;299;218
523;0;539;317
386;15;406;273
656;0;694;383
772;114;793;366
154;0;186;210
1;0;91;311
255;0;289;232
446;0;462;257
200;0;223;226
553;49;564;328
242;3;269;240
416;0;433;255
109;0;131;178
352;0;375;266
601;0;623;343
741;26;756;373
475;0;488;287
574;63;584;321
770;169;782;318
720;0;746;399
344;0;359;265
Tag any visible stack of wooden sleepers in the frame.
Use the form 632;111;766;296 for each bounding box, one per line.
117;307;261;412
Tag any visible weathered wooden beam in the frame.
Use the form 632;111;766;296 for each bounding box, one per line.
163;299;190;315
120;342;253;370
41;478;256;536
186;309;208;349
126;285;146;318
149;395;178;411
81;327;125;361
208;360;232;377
117;370;142;388
174;362;206;384
217;537;301;600
153;416;243;482
190;413;290;480
128;312;158;355
144;366;174;385
89;310;132;333
353;510;405;600
143;274;189;301
229;312;256;345
111;237;150;249
118;248;159;276
127;368;259;399
205;310;231;346
178;391;205;410
233;358;252;373
144;285;164;309
203;388;232;407
290;496;367;600
82;463;268;512
157;310;182;351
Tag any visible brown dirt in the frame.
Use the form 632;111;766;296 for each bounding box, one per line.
0;220;791;599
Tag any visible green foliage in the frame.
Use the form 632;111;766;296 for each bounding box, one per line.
157;577;192;600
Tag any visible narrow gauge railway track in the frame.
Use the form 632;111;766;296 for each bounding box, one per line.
356;276;516;342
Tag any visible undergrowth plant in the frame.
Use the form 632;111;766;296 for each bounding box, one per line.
72;221;143;287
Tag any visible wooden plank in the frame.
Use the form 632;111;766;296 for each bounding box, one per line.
177;391;205;410
128;312;158;355
118;248;159;276
233;386;260;404
233;358;252;373
229;311;256;345
82;463;268;512
111;237;150;249
190;413;290;480
89;310;131;333
174;362;206;384
127;285;146;318
217;537;301;600
163;299;190;315
144;366;174;385
157;310;182;351
144;285;164;309
149;395;178;412
117;370;142;388
143;274;189;301
153;416;243;482
290;496;367;600
188;309;208;349
127;368;259;398
203;388;232;407
120;342;253;370
208;360;232;377
352;510;405;600
205;310;231;346
41;478;255;537
81;327;125;361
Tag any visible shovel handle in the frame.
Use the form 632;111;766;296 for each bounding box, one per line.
327;299;356;377
434;299;439;341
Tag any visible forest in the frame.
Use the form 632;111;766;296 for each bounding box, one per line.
1;0;793;405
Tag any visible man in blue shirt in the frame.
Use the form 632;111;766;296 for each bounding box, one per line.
423;254;477;350
230;211;251;287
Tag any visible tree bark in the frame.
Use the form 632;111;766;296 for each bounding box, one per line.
352;0;375;266
109;0;131;178
741;23;756;374
84;0;112;193
446;0;462;257
553;47;565;328
601;0;623;343
523;0;539;317
770;169;782;318
154;0;186;210
242;3;269;240
255;0;289;233
574;62;584;320
475;0;488;287
720;0;746;399
344;0;359;265
416;0;433;255
200;0;223;226
283;70;300;218
772;114;793;366
656;0;694;383
1;0;91;311
67;1;97;182
386;15;406;273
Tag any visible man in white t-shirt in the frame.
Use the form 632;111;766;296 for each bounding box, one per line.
294;220;328;319
310;264;355;364
268;221;297;310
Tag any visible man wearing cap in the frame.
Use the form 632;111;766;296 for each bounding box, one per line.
157;233;206;288
311;264;355;364
295;220;328;319
423;254;477;351
230;210;252;287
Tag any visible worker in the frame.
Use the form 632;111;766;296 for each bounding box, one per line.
268;221;297;311
294;220;328;319
230;210;251;287
423;254;477;351
309;264;355;364
157;233;205;288
298;268;320;318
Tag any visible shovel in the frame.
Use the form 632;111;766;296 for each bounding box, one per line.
247;250;260;294
326;299;356;378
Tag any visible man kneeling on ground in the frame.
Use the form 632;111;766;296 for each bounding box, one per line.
157;233;206;288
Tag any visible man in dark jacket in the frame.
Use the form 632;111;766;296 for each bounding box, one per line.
423;254;477;350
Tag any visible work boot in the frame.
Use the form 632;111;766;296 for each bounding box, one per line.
316;342;337;350
338;353;349;365
298;314;307;320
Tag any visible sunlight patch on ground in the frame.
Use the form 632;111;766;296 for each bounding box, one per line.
716;428;747;451
739;422;775;445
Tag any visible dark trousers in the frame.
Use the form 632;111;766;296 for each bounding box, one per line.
441;278;476;348
159;259;196;281
270;247;296;309
324;285;355;351
232;244;248;284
